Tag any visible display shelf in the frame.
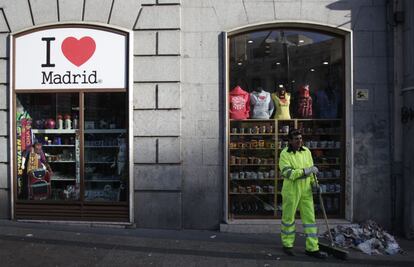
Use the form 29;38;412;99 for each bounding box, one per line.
84;129;126;134
85;161;115;164
85;146;119;148
85;180;121;183
32;129;77;134
302;133;341;136
229;148;275;150
230;179;275;181
229;192;275;195
43;145;75;147
230;164;275;166
228;118;344;220
230;133;275;136
51;178;76;181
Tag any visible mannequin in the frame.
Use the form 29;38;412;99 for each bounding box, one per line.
297;84;313;118
250;87;274;119
229;85;250;119
271;85;291;119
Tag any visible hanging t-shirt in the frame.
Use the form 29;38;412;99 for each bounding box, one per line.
272;92;291;119
229;86;250;119
250;90;274;119
297;85;313;118
315;88;339;118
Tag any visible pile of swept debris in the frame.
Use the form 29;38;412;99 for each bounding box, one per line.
324;220;403;255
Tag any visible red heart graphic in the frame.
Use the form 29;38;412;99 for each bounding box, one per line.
61;36;96;67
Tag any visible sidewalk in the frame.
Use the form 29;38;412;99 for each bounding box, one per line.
0;220;413;267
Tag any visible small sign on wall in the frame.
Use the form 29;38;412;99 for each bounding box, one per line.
356;89;369;101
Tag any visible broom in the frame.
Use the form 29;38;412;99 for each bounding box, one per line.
314;174;349;260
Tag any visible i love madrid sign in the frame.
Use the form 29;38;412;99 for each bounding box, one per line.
12;24;129;90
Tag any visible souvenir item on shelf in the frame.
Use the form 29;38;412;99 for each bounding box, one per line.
34;119;44;129
229;85;250;120
64;114;72;129
73;114;79;129
57;114;63;129
99;119;109;129
272;85;291;119
44;118;56;129
297;85;313;118
250;87;274;119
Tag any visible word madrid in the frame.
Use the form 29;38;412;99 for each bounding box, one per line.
42;70;98;85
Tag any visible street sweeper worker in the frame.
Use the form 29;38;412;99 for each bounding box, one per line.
279;129;327;259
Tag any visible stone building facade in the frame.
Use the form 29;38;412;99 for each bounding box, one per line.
0;0;412;236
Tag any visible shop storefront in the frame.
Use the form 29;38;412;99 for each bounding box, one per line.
0;0;404;232
10;24;133;222
224;24;351;222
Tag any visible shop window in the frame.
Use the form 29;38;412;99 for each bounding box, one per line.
15;92;128;203
227;29;345;219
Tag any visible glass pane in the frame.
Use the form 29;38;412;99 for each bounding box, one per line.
84;92;128;202
16;93;80;201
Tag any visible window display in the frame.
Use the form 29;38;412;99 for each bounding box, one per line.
227;29;345;219
84;93;128;202
15;92;128;203
17;93;80;201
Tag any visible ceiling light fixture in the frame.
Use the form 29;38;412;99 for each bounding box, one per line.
276;62;280;65
310;68;315;72
247;40;253;44
323;61;329;65
299;39;305;43
237;62;243;66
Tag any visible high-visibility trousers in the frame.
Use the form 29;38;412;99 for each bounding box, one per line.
281;179;319;252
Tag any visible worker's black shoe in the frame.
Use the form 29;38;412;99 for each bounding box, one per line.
305;250;328;259
282;247;295;256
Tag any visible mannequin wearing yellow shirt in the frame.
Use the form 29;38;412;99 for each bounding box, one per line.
272;85;291;119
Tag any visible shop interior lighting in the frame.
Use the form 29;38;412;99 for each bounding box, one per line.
237;62;243;66
310;68;315;72
299;39;305;43
323;61;329;65
247;40;254;44
276;62;281;65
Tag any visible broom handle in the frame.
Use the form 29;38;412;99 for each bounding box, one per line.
314;174;335;246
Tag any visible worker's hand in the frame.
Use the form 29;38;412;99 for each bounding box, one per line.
303;166;319;176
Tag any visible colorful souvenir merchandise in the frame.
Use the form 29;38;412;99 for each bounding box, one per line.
250;88;274;119
272;89;291;120
297;85;313;118
229;86;250;120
